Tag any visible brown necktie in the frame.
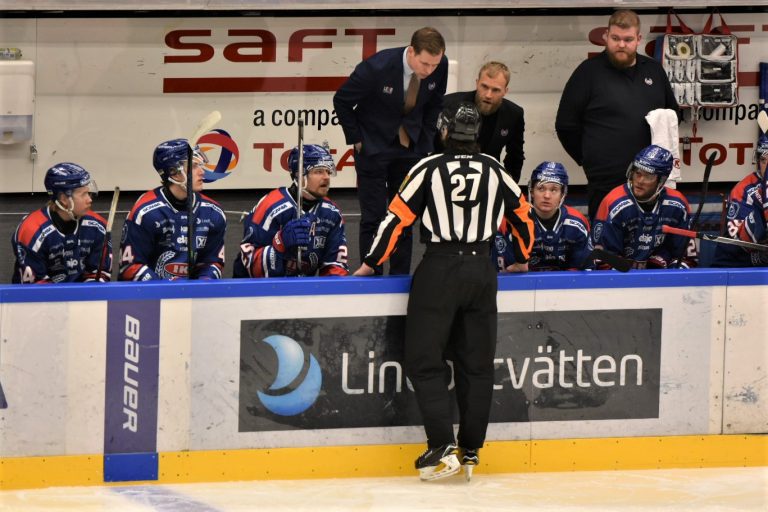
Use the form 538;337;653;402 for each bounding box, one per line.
399;73;420;147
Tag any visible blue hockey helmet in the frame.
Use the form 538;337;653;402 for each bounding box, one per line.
528;161;569;208
44;162;96;198
153;138;207;184
627;144;674;181
288;144;336;183
437;101;481;142
626;145;673;203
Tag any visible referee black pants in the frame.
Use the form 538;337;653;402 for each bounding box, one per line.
404;243;498;450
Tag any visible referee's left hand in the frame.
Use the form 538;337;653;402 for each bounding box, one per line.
353;263;376;276
504;262;529;273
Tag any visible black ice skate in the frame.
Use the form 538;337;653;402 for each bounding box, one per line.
415;443;460;481
460;448;479;481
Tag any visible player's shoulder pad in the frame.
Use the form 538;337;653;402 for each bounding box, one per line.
564;205;590;225
128;189;160;221
596;186;629;221
199;192;221;207
199;195;226;221
661;187;691;210
85;210;108;225
320;197;342;216
15;208;50;247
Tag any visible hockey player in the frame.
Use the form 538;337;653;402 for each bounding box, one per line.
119;139;227;280
233;144;349;278
353;102;534;481
494;161;593;271
592;144;696;269
713;134;767;267
736;137;768;266
11;162;111;283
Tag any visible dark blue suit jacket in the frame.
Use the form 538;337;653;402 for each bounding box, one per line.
333;47;448;157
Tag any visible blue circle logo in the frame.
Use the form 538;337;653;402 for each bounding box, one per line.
256;335;322;416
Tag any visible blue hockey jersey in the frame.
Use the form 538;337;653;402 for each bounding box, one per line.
119;186;226;280
592;184;695;269
233;187;349;277
11;206;111;283
494;205;593;271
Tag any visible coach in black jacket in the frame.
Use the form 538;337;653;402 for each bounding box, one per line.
334;27;448;275
440;62;525;182
555;10;677;220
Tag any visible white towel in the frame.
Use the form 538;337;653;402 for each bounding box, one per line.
645;108;681;188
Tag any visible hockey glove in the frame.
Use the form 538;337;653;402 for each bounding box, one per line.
273;217;311;253
646;255;669;269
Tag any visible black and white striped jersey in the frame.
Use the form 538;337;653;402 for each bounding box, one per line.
364;151;534;268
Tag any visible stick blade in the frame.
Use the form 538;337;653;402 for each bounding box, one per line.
758;109;768;135
590;248;632;272
189;110;222;145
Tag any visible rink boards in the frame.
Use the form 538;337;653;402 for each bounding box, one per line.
0;269;766;488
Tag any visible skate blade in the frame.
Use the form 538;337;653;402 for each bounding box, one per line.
418;454;461;481
464;464;474;481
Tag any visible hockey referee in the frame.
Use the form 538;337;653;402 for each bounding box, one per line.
353;102;534;481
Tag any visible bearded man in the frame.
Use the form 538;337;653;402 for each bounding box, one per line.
440;61;525;182
555;9;678;220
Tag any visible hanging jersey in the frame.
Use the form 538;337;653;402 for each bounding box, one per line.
593;183;696;269
364;151;533;267
495;205;593;271
12;206;110;283
233;187;349;277
119;187;227;280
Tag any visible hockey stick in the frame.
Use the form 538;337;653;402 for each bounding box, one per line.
296;120;305;270
758;109;768;136
691;150;716;232
186;111;222;279
96;186;120;281
662;225;768;252
589;247;633;272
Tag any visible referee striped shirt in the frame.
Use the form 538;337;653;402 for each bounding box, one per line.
364;151;534;267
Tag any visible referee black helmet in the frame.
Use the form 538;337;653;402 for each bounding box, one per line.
437;101;481;142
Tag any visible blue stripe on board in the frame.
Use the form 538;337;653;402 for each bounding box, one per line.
112;486;225;512
727;268;768;286
0;269;763;303
104;452;158;482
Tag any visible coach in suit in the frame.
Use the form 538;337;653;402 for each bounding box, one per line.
333;27;448;275
440;61;525;182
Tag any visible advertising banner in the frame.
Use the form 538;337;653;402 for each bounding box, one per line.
1;13;765;192
104;300;161;454
238;309;661;432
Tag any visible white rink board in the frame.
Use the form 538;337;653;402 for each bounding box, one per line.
1;270;765;459
0;12;766;192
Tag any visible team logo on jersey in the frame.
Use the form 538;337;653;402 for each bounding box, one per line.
428;81;436;90
500;128;509;137
196;128;240;183
382;86;393;94
644;77;653;86
252;334;322;416
593;222;603;242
